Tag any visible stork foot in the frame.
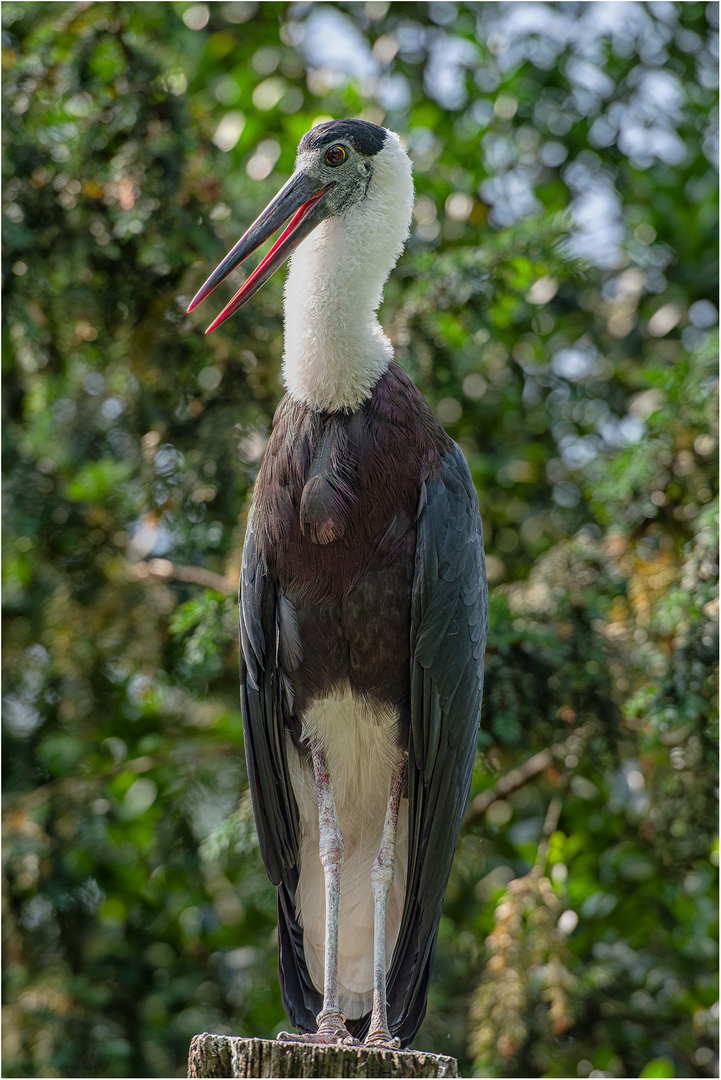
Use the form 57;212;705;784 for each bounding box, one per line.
365;1029;402;1050
278;1009;361;1046
277;1030;359;1045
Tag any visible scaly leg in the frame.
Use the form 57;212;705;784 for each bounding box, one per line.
364;752;407;1049
279;743;357;1045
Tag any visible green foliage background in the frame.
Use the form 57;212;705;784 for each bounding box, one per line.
2;2;718;1077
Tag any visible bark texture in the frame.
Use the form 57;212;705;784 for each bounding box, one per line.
187;1034;460;1078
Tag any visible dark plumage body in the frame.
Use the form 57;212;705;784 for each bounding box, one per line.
241;362;486;1043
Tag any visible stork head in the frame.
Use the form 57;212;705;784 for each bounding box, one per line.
188;119;412;334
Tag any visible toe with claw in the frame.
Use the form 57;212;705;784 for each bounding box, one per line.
365;1027;402;1050
278;1008;361;1046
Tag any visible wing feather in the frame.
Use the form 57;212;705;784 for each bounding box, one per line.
239;512;299;884
382;442;487;1045
240;512;322;1031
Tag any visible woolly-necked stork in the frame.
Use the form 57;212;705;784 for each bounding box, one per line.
188;119;487;1049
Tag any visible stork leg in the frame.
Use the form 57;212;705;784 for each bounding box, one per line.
311;742;354;1042
364;752;407;1049
279;742;357;1045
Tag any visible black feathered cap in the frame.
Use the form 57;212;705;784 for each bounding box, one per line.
299;119;387;157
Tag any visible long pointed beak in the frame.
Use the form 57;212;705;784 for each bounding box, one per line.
188;172;336;333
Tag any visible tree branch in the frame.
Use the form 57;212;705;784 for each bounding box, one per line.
464;748;553;828
130;558;235;595
464;720;599;831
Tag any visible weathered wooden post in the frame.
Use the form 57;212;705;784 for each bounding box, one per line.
187;1034;460;1078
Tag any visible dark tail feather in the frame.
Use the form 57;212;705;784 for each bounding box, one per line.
277;879;322;1033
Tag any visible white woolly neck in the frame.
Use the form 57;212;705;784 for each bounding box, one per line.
282;130;414;413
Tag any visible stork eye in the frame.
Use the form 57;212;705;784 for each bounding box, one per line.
325;145;347;166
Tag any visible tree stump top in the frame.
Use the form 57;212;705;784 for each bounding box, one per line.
188;1033;460;1079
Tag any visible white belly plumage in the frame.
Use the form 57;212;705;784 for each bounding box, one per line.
285;690;409;1018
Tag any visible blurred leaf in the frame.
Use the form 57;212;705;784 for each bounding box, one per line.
640;1058;675;1078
